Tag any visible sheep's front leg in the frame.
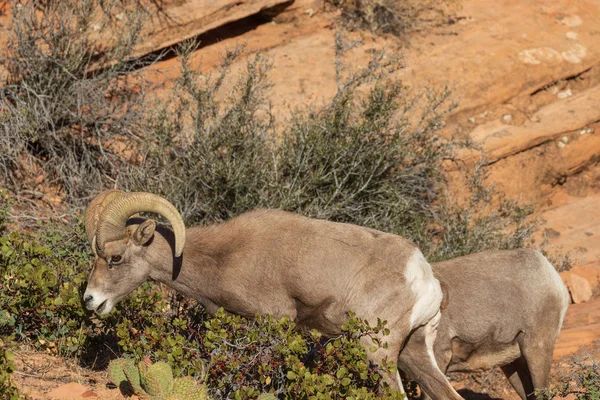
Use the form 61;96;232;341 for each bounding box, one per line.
398;312;463;400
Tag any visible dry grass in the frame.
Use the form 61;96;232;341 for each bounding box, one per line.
324;0;461;37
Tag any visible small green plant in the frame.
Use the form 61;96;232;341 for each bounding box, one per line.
0;189;10;234
0;230;90;357
0;337;24;400
108;358;210;400
536;352;600;399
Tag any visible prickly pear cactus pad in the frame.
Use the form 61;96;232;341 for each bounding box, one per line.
108;358;144;396
171;376;195;396
108;358;128;388
122;359;144;395
106;358;210;400
184;385;210;400
139;360;174;396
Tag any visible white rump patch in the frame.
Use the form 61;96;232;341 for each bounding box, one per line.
405;250;443;328
543;254;570;329
424;311;441;368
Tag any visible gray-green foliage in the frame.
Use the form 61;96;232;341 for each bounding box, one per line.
0;338;24;400
123;40;533;261
0;0;537;262
536;353;600;399
0;0;148;203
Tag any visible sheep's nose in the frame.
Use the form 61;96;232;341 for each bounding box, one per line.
83;294;94;308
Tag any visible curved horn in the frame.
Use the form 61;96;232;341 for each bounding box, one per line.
95;192;186;257
85;189;125;246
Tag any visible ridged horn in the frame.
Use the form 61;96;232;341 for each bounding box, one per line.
95;192;186;257
85;189;125;247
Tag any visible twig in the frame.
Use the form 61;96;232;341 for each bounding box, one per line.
12;370;48;378
8;213;70;221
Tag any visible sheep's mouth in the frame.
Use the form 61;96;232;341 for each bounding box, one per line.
95;299;108;314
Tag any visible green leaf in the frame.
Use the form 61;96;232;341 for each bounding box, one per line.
322;374;335;386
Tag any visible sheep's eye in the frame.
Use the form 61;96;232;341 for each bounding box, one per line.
110;255;122;264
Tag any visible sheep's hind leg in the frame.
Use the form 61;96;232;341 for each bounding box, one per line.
398;312;463;400
501;356;532;400
361;330;406;394
518;331;556;399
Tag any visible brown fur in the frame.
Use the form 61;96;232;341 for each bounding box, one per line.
398;249;570;400
84;209;454;394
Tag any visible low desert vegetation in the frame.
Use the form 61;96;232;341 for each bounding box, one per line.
0;1;533;258
324;0;461;37
0;215;404;398
0;0;573;399
0;337;21;400
536;351;600;399
0;0;149;204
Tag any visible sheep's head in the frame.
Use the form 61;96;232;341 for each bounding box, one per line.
82;190;185;315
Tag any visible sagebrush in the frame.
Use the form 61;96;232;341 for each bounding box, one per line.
324;0;460;37
0;0;148;204
1;1;536;261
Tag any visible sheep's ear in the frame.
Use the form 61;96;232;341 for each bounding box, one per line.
133;219;156;246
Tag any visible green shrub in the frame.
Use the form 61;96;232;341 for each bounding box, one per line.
0;230;90;357
0;215;407;398
0;189;10;235
110;301;404;399
0;337;24;400
537;352;600;399
0;225;405;398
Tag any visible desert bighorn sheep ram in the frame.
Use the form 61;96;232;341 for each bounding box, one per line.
398;249;569;400
82;190;463;397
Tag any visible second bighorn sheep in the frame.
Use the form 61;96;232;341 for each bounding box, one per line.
81;190;462;397
399;249;569;400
